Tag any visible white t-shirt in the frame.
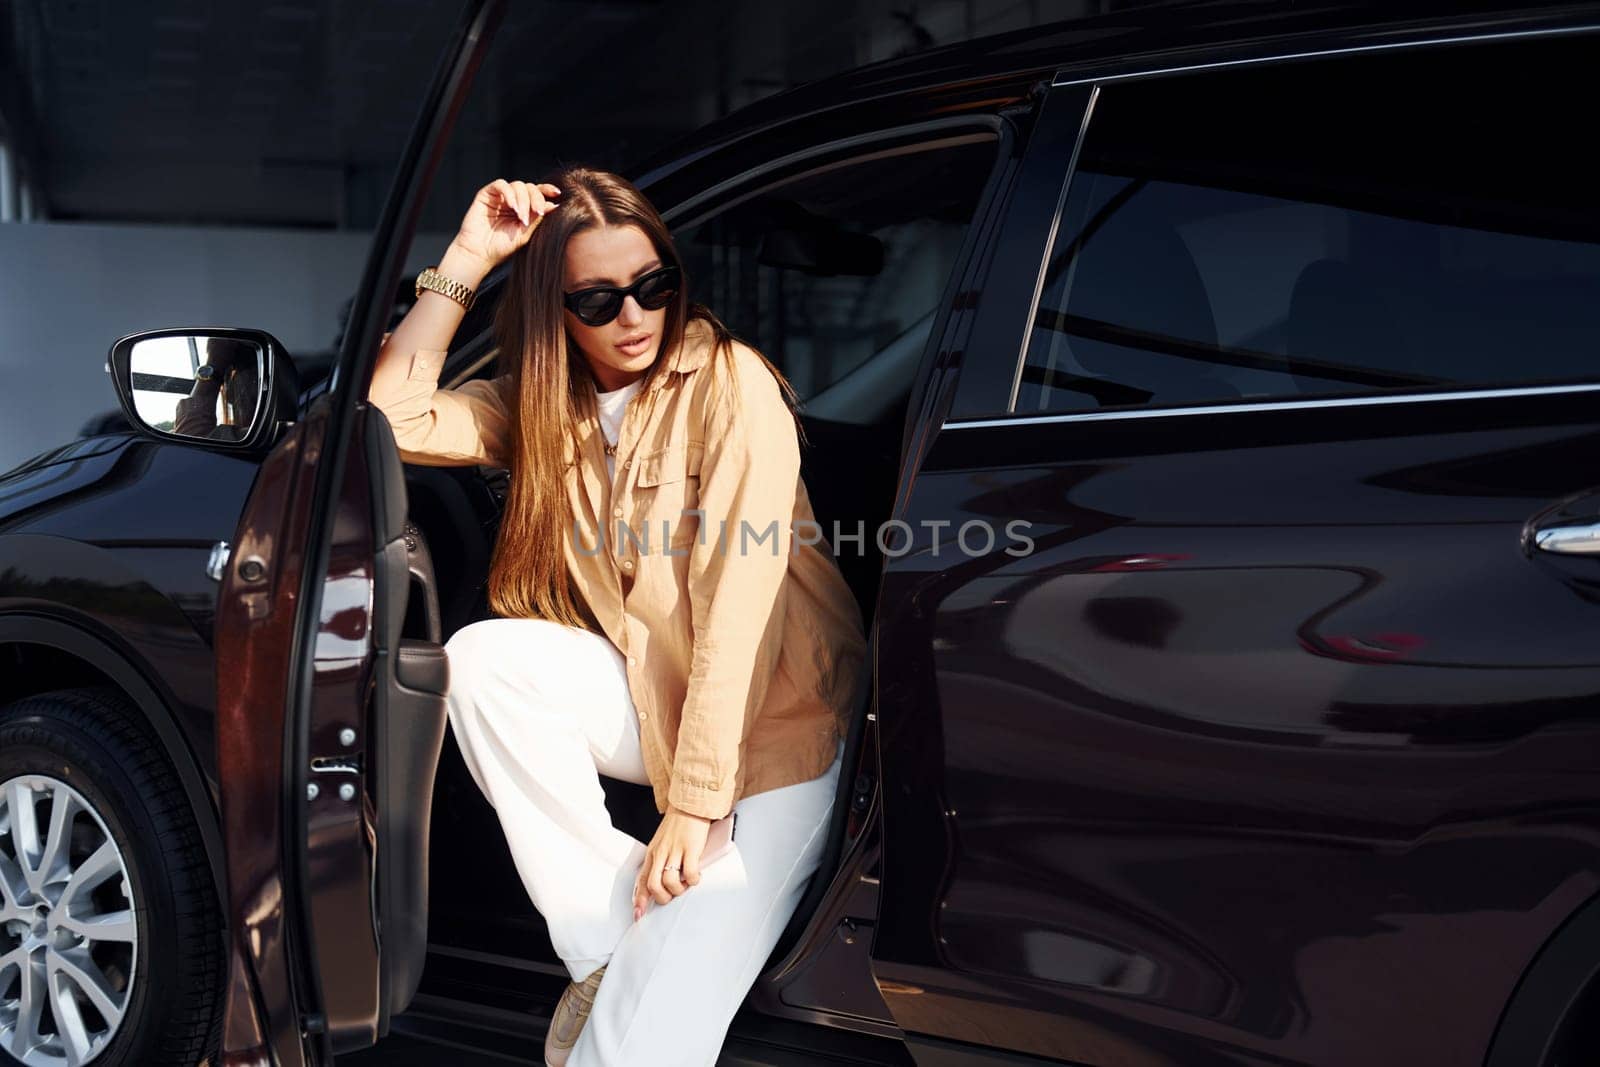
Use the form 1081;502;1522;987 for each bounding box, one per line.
596;377;644;480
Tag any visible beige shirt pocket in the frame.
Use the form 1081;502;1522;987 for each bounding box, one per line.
632;439;705;553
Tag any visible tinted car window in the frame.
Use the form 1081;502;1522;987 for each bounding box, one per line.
673;134;997;424
1017;34;1600;415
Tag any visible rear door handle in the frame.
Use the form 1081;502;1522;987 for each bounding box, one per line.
1524;489;1600;558
1532;521;1600;556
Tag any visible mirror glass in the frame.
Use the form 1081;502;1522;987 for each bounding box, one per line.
127;336;265;442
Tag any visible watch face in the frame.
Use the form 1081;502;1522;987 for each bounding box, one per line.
196;364;216;381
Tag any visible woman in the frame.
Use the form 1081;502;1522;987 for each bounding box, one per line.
367;171;868;1067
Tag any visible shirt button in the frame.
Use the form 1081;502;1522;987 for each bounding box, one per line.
638;711;648;721
621;559;633;571
613;506;623;517
628;656;637;667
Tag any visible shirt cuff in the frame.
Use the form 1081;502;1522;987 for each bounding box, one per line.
667;773;735;821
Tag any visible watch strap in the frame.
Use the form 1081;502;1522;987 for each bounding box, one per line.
415;266;477;311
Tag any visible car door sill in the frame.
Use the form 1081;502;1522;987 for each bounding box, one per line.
396;948;913;1065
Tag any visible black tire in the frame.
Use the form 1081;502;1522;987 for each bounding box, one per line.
0;687;222;1066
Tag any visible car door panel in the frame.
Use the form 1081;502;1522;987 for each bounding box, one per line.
869;39;1600;1067
300;409;385;1050
215;400;330;1067
880;394;1600;1067
296;403;454;1052
218;401;450;1059
215;1;502;1061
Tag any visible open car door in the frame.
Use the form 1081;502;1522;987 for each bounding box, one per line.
210;2;503;1062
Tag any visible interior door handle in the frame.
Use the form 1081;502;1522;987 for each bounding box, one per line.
1533;521;1600;555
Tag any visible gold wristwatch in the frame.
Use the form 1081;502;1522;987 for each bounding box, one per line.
415;266;477;311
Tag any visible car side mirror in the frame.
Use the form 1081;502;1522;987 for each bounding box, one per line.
106;327;300;451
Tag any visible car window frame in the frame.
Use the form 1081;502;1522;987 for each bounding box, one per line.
666;119;1005;230
665;120;1008;421
430;115;1018;406
941;19;1600;432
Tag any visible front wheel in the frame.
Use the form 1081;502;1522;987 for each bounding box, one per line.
0;687;223;1066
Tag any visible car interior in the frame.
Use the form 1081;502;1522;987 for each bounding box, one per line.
360;130;1002;1027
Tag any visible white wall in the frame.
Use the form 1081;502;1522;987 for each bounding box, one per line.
0;220;453;474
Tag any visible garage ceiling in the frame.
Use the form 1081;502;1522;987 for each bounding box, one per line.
0;0;1138;228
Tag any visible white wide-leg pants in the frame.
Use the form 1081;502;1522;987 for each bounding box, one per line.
443;616;843;1067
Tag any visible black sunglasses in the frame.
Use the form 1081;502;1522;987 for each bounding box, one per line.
562;264;682;327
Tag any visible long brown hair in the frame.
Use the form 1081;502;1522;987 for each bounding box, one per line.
487;164;804;627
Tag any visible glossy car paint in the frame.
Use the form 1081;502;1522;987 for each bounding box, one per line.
875;389;1600;1065
0;433;259;846
867;22;1600;1067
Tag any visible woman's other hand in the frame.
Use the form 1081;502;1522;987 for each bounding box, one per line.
448;178;562;278
633;804;712;920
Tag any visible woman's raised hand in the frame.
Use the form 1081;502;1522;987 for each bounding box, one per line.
449;179;562;277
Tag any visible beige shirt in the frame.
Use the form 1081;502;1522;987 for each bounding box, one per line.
369;317;868;819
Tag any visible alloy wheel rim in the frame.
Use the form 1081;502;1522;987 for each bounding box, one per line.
0;775;138;1066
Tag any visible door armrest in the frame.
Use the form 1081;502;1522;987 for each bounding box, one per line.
395;640;448;695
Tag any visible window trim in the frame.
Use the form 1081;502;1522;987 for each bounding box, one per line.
662;116;1005;229
661;116;1010;416
1004;83;1097;415
975;20;1600;428
1050;21;1600;90
433;117;1008;394
949;381;1600;431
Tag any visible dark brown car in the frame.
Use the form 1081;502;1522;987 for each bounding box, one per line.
4;2;1600;1064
